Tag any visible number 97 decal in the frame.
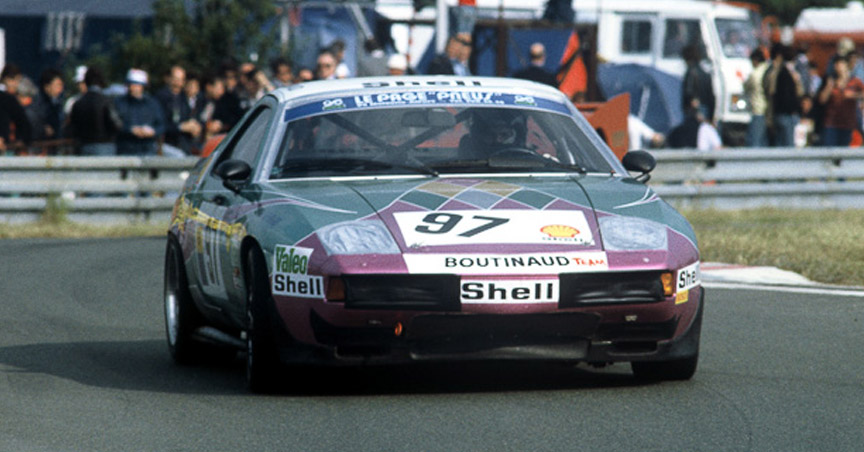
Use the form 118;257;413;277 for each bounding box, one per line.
415;213;509;237
394;209;595;247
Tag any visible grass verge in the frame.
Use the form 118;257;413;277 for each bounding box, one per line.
683;208;864;287
0;221;167;239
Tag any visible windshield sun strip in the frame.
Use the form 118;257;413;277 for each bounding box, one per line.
282;93;571;124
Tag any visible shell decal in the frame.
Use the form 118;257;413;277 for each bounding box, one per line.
540;224;579;238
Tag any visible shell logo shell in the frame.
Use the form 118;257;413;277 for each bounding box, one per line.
540;224;579;238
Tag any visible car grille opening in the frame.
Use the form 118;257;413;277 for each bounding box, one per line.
559;271;665;307
341;274;460;311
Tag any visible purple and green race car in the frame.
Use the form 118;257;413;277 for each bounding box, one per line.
164;76;703;392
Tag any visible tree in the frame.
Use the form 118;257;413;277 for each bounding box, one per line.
114;0;277;86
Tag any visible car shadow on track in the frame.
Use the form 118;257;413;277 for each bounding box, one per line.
0;340;245;395
0;340;665;396
270;361;646;396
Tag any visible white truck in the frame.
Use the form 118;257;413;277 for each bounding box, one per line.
571;0;758;143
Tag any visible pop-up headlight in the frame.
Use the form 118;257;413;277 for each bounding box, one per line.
598;216;668;251
317;219;401;255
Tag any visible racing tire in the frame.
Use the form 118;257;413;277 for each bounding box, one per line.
631;353;699;381
164;237;209;365
244;246;282;394
631;291;703;381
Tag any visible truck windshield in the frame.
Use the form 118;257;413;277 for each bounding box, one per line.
716;18;758;58
663;19;703;58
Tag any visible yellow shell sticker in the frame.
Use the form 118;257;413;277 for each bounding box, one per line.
675;290;689;304
540;224;579;238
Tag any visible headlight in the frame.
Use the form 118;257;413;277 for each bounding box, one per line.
598;216;668;251
317;219;401;255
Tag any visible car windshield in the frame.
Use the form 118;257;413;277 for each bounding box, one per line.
716;18;758;59
270;104;618;178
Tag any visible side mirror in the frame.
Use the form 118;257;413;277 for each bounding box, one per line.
214;159;252;193
622;150;656;183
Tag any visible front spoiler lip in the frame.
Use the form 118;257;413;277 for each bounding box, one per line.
273;291;703;365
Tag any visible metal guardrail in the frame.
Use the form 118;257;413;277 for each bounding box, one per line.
648;148;864;210
0;156;199;224
1;148;863;224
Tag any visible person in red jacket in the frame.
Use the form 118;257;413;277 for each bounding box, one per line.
818;54;864;146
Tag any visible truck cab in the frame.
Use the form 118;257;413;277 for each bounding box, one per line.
573;0;758;143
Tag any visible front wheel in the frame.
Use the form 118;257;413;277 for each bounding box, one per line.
164;237;207;364
244;246;281;393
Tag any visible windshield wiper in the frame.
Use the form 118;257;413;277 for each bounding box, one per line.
542;159;588;174
486;151;588;174
275;158;438;177
429;156;587;174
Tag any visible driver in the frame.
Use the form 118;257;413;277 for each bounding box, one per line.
459;108;528;158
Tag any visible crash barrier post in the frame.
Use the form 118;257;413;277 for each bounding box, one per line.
647;147;864;210
0;156;200;224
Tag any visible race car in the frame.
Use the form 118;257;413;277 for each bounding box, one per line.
164;76;703;392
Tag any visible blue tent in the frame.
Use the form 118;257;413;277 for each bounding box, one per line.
416;27;572;78
0;0;157;79
597;63;683;135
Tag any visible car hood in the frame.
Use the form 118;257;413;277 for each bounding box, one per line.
256;175;697;270
348;176;604;253
258;176;603;251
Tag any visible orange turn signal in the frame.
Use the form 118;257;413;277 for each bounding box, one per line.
394;322;403;337
660;272;675;297
326;277;345;301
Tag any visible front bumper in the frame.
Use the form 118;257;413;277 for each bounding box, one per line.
274;287;704;365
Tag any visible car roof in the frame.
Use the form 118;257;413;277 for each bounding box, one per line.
269;76;569;105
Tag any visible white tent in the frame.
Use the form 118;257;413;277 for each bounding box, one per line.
795;1;864;33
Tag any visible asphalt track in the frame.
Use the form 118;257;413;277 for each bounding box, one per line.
1;237;863;452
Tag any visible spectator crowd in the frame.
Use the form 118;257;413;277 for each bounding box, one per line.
0;38;423;158
739;38;864;149
634;36;864;151
3;31;864;157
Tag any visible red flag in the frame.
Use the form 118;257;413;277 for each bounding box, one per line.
558;31;588;101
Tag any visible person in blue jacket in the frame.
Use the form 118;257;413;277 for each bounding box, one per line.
114;68;165;156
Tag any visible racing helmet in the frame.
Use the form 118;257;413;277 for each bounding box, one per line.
468;108;527;148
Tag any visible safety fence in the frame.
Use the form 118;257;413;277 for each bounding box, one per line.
0;156;198;223
648;148;864;210
0;148;863;224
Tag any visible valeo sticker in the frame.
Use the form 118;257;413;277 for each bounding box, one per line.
272;245;323;299
274;245;311;274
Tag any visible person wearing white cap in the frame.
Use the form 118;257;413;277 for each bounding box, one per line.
114;68;165;156
387;54;408;76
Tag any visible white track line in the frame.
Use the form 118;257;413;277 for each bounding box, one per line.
704;282;864;298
